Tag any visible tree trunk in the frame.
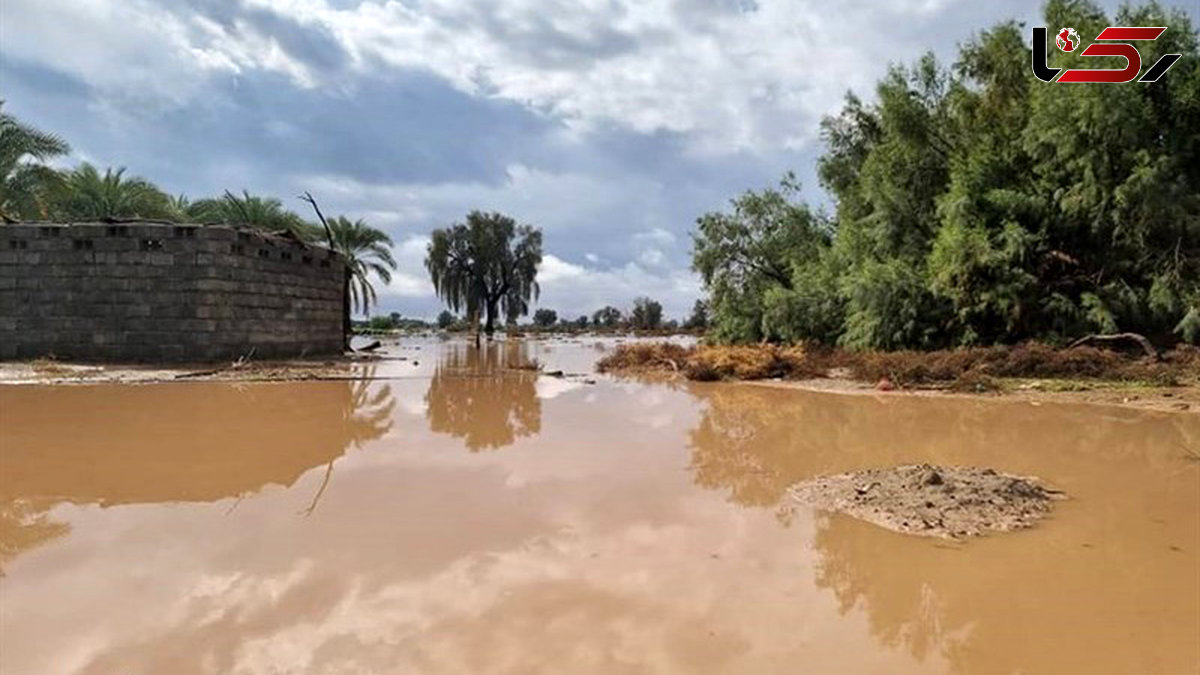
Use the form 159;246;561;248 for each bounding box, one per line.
484;300;499;339
342;269;352;352
1067;332;1159;361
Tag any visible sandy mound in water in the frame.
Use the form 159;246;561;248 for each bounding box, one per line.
788;464;1065;539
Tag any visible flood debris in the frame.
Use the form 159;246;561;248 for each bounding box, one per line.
356;339;383;352
597;341;1200;387
788;464;1065;539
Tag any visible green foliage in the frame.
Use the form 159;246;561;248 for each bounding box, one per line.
691;173;831;342
696;1;1200;347
52;163;177;220
532;308;557;327
437;310;457;330
629;297;664;330
368;315;395;331
839;259;950;350
592;306;622;328
185;190;316;239
683;299;709;330
425;211;543;337
328;215;397;320
0;102;69;220
760;254;844;344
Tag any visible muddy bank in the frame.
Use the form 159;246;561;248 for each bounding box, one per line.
745;377;1200;414
0;356;382;385
789;464;1066;539
0;343;593;386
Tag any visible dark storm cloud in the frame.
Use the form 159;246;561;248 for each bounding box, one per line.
1;59;560;192
467;10;658;70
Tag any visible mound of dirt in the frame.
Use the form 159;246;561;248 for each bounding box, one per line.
788;464;1065;539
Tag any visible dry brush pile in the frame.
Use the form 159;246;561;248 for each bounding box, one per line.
596;341;1200;389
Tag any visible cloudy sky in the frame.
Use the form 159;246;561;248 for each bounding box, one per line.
2;0;1196;319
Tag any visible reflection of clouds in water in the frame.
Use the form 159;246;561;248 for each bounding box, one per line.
535;377;584;400
52;490;913;675
0;379;396;571
350;379;702;490
392;384;429;416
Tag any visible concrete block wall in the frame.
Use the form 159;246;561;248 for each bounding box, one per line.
0;222;346;362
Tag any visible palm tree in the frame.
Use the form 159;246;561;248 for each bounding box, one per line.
186;190;316;239
0;102;70;220
53;163;177;220
328;215;397;346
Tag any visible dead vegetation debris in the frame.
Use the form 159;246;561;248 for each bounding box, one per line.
596;341;1200;388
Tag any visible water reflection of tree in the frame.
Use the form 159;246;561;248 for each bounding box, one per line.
299;371;396;516
688;383;1199;509
425;341;541;451
811;510;1200;674
687;384;862;509
0;500;70;576
687;383;1200;674
812;516;955;663
0;375;395;568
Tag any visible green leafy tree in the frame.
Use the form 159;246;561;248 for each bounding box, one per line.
629;297;664;330
437;310;457;330
368;315;395;331
683;299;709;330
328;216;397;346
574;315;589;329
0;103;69;220
52;163;177;220
697;0;1200;347
591;306;622;328
532;308;558;327
425;211;543;340
692;173;832;342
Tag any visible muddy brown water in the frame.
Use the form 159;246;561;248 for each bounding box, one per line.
1;337;1196;674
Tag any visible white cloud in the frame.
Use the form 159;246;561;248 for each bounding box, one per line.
534;255;701;320
301;164;673;236
537;254;587;283
278;0;881;152
2;0;1054;154
0;0;319;104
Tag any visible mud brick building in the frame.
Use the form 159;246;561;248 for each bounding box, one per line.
0;222;345;361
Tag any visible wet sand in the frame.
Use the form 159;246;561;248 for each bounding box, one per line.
1;337;1197;674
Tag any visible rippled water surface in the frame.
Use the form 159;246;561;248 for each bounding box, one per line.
1;337;1197;674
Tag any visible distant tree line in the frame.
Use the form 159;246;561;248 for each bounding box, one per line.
693;0;1199;348
498;297;709;333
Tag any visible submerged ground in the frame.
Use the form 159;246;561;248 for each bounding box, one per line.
0;337;1197;674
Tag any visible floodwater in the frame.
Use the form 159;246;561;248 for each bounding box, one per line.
1;337;1197;675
